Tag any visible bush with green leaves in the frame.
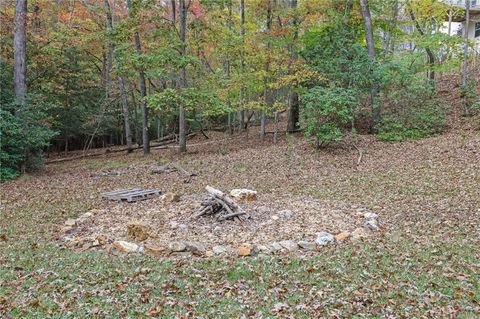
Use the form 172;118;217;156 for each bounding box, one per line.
300;21;371;146
1;95;58;181
375;56;448;142
301;86;357;147
146;87;229;132
377;104;446;142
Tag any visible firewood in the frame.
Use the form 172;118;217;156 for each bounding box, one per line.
192;186;250;222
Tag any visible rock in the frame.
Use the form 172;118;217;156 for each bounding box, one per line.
230;189;257;201
62;227;78;235
113;240;140;253
298;241;316;250
364;212;378;220
65;219;76;227
257;245;269;252
144;243;164;256
212;245;227;255
185;242;206;255
205;251;214;257
170;221;187;230
169;241;187;252
270;215;280;221
162;192;181;203
270;242;283;251
127;222;150;241
95;234;108;246
77;212;94;223
365;219;379;231
315;232;335;246
279;240;298;251
335;231;350;242
351;227;369;241
277;209;293;219
237;244;252;256
172;251;192;259
178;224;188;231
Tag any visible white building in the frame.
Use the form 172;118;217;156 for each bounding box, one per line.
442;0;480;46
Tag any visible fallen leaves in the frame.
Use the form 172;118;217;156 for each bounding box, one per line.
0;124;479;317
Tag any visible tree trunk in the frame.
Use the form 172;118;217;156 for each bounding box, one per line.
261;0;272;143
273;111;279;143
126;0;149;154
384;0;399;54
178;0;187;153
14;0;27;104
14;0;28;173
226;0;233;135
462;0;471;116
238;0;246;132
104;0;133;152
118;77;133;151
359;0;380;131
170;0;177;89
130;85;142;146
408;8;435;82
287;0;299;133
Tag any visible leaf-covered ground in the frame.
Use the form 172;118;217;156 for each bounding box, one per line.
1;122;479;318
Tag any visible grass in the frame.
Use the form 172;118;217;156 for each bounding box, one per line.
1;237;478;317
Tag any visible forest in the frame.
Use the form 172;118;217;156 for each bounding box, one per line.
1;0;480;317
1;0;478;179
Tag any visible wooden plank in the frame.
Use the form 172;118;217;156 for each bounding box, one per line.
125;189;160;201
125;190;160;202
101;188;142;198
108;189;149;200
102;188;160;202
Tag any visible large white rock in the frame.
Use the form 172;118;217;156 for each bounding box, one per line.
230;189;257;201
169;241;187;252
298;241;316;250
277;209;293;219
212;245;227;255
364;212;378;220
279;240;298;251
270;242;283;251
315;232;335;246
365;220;379;231
113;240;140;253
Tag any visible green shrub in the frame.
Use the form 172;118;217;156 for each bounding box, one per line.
0;95;58;181
377;105;446;142
301;86;356;147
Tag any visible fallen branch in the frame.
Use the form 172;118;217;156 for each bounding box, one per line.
352;143;364;165
153;163;197;183
46;133;196;164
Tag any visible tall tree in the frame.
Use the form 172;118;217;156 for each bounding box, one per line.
104;0;133;152
287;0;299;133
238;0;246;132
127;0;150;154
226;0;233;135
260;0;273;143
14;0;27;104
359;0;380;130
178;0;187;153
408;9;436;82
462;0;471;116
